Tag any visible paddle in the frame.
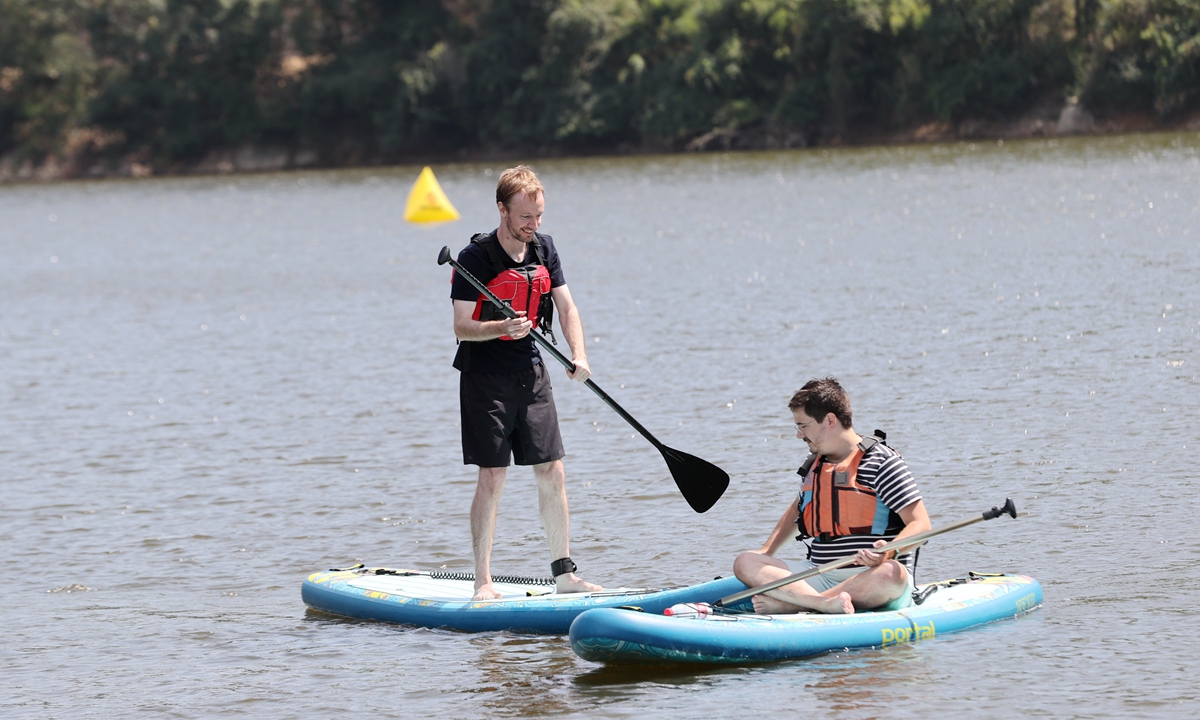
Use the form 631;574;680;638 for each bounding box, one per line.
438;245;729;513
715;498;1019;607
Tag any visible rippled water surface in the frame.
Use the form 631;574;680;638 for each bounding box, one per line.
4;134;1199;718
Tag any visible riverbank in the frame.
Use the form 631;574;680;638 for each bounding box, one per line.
8;1;1200;186
4;102;1198;185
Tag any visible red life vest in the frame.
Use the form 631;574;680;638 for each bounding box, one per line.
465;233;554;341
796;433;904;542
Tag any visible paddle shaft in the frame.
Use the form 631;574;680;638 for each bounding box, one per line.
440;247;667;452
715;498;1019;608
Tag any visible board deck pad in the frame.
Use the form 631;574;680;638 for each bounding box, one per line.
346;572;655;603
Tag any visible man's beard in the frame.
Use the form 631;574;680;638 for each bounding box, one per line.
506;216;531;242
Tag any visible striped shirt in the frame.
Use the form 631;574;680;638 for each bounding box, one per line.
801;443;922;569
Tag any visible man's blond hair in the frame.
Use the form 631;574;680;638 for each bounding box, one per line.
496;165;544;207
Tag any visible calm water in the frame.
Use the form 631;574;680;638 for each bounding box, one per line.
3;134;1199;718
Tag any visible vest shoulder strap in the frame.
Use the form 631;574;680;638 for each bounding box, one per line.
797;453;818;477
857;429;888;453
470;232;507;273
530;233;548;267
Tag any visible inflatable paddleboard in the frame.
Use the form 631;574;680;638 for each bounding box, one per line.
302;565;752;633
570;572;1042;664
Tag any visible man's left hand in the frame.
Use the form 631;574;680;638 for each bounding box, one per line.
856;539;894;567
567;358;591;383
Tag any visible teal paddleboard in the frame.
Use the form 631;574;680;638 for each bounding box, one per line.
570;572;1043;664
302;565;752;633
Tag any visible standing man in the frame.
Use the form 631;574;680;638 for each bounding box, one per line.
733;378;931;614
450;165;602;601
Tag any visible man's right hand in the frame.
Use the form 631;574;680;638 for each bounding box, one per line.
499;311;532;339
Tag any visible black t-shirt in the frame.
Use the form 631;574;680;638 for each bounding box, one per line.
450;230;566;374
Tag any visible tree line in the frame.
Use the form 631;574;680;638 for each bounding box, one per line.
2;0;1198;175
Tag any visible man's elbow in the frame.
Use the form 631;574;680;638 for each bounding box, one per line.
557;303;579;322
901;500;932;532
909;513;932;533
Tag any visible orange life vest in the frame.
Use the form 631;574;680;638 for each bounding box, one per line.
796;434;905;542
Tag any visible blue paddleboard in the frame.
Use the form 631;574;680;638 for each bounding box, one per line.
570;572;1043;664
302;565;752;633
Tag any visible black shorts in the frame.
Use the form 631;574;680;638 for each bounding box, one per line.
459;362;565;467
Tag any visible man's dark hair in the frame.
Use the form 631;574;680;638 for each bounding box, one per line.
788;377;852;428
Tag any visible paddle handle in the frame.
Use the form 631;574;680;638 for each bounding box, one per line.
715;499;1019;607
439;246;667;451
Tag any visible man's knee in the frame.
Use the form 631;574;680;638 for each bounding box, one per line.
882;560;908;584
866;561;908;593
733;551;765;577
532;459;564;486
477;466;507;492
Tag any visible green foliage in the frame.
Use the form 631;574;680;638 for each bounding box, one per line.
85;0;274;163
269;0;459;158
901;0;1072;123
0;0;94;159
0;0;1194;170
1082;0;1200;117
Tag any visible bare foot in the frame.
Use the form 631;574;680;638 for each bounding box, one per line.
824;591;854;615
472;582;503;601
555;573;602;594
753;591;854;615
752;594;798;615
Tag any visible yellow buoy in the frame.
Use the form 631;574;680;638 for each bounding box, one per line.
404;166;460;223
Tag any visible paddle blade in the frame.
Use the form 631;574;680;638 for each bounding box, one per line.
661;446;729;513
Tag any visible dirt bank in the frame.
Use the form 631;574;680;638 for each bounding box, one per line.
3;103;1199;185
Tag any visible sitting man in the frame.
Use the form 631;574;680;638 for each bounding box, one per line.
733;377;931;614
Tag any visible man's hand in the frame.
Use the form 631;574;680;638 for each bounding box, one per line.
500;311;532;339
856;539;895;567
567;356;590;383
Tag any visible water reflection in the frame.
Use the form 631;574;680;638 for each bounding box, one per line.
573;660;760;687
469;635;579;716
799;647;937;714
